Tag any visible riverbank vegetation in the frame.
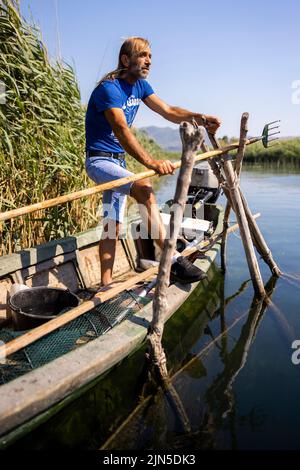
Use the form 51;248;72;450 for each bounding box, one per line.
243;138;300;167
219;136;300;167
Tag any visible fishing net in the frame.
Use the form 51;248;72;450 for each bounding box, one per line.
0;290;149;386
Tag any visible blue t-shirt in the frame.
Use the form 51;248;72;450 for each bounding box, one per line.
85;78;154;153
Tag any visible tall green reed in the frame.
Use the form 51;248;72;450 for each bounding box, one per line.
0;0;170;255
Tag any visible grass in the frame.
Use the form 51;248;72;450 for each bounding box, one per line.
244;138;300;167
0;0;172;255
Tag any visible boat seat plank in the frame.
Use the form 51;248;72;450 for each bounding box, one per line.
0;227;106;278
76;240;134;289
0;278;12;320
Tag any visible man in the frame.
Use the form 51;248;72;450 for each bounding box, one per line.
85;37;221;287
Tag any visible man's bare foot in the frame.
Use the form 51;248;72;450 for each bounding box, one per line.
98;280;124;292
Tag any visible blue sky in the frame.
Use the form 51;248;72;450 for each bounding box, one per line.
20;0;300;137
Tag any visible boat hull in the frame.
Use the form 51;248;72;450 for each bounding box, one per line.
0;204;224;446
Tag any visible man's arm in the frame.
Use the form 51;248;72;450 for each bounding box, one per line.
104;108;175;175
144;94;221;134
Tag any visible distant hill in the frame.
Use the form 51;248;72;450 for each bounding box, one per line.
139;126;182;152
139;125;212;151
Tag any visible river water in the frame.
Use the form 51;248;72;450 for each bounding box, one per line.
9;168;300;450
105;168;300;450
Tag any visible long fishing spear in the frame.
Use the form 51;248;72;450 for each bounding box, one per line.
0;121;280;223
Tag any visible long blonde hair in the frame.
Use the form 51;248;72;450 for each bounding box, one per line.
98;37;150;85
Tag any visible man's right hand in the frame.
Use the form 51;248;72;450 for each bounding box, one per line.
149;159;175;175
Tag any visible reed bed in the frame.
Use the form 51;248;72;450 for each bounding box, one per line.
0;0;169;255
0;0;92;255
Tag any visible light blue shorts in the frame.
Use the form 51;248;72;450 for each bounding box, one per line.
85;156;134;223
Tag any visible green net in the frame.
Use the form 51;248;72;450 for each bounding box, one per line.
0;290;149;386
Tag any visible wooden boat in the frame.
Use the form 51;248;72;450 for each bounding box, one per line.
0;117;280;448
2;264;225;449
0;161;224;447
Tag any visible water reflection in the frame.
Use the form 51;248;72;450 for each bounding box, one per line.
101;275;278;450
202;277;278;445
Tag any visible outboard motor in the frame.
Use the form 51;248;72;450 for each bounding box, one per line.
188;161;221;204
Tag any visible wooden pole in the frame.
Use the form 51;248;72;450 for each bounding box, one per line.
222;112;249;272
147;121;205;432
220;202;231;273
0;140;259;223
221;158;266;297
202;136;275;293
235;112;249;177
207;129;281;277
200;140;229;271
239;192;281;276
147;122;205;379
206;131;266;296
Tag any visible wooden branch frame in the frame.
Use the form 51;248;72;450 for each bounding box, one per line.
222;112;249;271
147;122;205;378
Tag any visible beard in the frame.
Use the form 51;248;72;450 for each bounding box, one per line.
127;62;150;80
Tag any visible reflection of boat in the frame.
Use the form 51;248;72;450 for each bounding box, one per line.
0;265;223;449
0;162;224;447
98;277;278;450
